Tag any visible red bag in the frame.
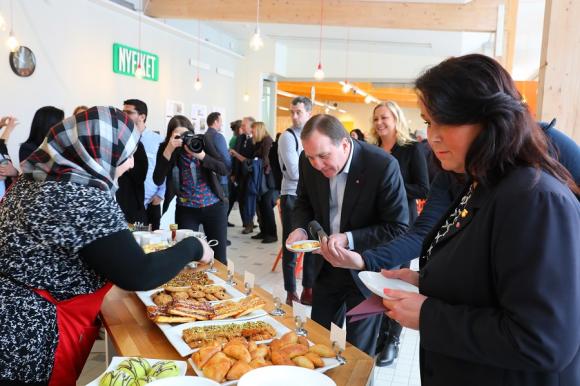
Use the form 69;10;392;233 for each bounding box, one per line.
34;283;113;386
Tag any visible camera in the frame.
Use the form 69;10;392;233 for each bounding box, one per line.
178;132;205;153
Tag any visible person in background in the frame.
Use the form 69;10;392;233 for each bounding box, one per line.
19;106;65;163
230;117;256;234
116;99;148;225
231;122;278;243
0;116;20;198
206;112;232;245
415;127;439;183
73;105;89;115
139;107;166;231
380;54;580;386
0;106;213;385
227;119;242;227
350;128;366;142
154;115;229;264
286;114;409;356
540;119;580;185
278;96;316;306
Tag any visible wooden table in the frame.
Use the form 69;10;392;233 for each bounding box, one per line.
100;262;375;386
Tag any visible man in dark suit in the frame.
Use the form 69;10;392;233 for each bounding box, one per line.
118;99;148;224
287;114;409;355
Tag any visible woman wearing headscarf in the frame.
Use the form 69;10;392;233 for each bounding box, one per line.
0;106;212;386
381;54;580;386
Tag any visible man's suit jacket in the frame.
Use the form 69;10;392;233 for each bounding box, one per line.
293;139;409;295
418;167;580;386
116;142;147;223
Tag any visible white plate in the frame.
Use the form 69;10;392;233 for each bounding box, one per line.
187;340;342;385
358;271;419;299
286;240;321;253
164;315;292;357
85;356;187;386
149;376;220;386
238;365;336;386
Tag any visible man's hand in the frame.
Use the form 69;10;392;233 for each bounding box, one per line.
286;228;308;247
319;236;365;270
192;150;206;160
0;116;19;140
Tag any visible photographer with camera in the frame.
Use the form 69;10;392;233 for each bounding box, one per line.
153;115;229;264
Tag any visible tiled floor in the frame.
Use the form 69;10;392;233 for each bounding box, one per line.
78;208;421;385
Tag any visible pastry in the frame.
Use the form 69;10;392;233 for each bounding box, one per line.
297;336;310;348
192;344;222;369
304;352;325;368
280;331;298;345
226;360;253;380
98;370;134;386
152;292;173;306
148;360;179;379
292;355;315;369
309;344;335;358
279;343;309;359
250;345;269;360
271;351;295;366
202;352;232;383
117;357;150;379
223;343;251;363
249;357;271;369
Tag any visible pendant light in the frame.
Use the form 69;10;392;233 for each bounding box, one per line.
342;28;351;93
313;0;324;81
194;20;203;91
6;0;19;52
249;0;263;51
134;0;145;79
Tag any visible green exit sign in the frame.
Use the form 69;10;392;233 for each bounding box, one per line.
113;43;159;81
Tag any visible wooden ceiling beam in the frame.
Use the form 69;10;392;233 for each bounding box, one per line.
146;0;501;32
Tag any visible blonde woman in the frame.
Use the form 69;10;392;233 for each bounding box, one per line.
372;101;429;367
230;122;278;243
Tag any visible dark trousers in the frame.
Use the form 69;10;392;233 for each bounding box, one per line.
280;195;316;292
311;262;382;356
175;201;227;264
227;179;238;216
145;203;161;231
257;190;278;238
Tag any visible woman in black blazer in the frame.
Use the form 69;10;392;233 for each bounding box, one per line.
382;54;580;386
373;101;429;225
153;115;229;263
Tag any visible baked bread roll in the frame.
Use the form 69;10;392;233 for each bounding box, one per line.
292;355;315;369
223;343;251;363
280;331;298;345
226;360;253;380
297;336;310;347
309;344;334;358
279;343;309;359
250;345;269;360
249;358;271;369
304;352;325;368
191;344;221;369
202;352;232;383
271;351;295;366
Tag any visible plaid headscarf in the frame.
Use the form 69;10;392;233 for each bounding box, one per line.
22;106;140;192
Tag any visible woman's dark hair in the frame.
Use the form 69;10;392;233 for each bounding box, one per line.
230;119;242;135
351;128;366;141
415;54;578;194
302;114;348;145
164;115;194;144
24;106;65;146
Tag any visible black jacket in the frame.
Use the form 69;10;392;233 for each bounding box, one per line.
418;167;580;386
115;142;147;224
154;130;228;214
293;139;409;295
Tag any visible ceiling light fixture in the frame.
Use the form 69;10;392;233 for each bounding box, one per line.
342;28;351;93
194;20;202;91
243;92;250;102
134;0;145;79
249;0;263;51
6;0;18;52
313;0;325;81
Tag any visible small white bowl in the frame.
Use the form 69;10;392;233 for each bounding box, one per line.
148;376;220;386
238;365;336;386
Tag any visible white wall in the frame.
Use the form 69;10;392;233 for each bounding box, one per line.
0;0;242;164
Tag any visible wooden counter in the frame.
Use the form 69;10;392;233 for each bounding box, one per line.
100;262;375;386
